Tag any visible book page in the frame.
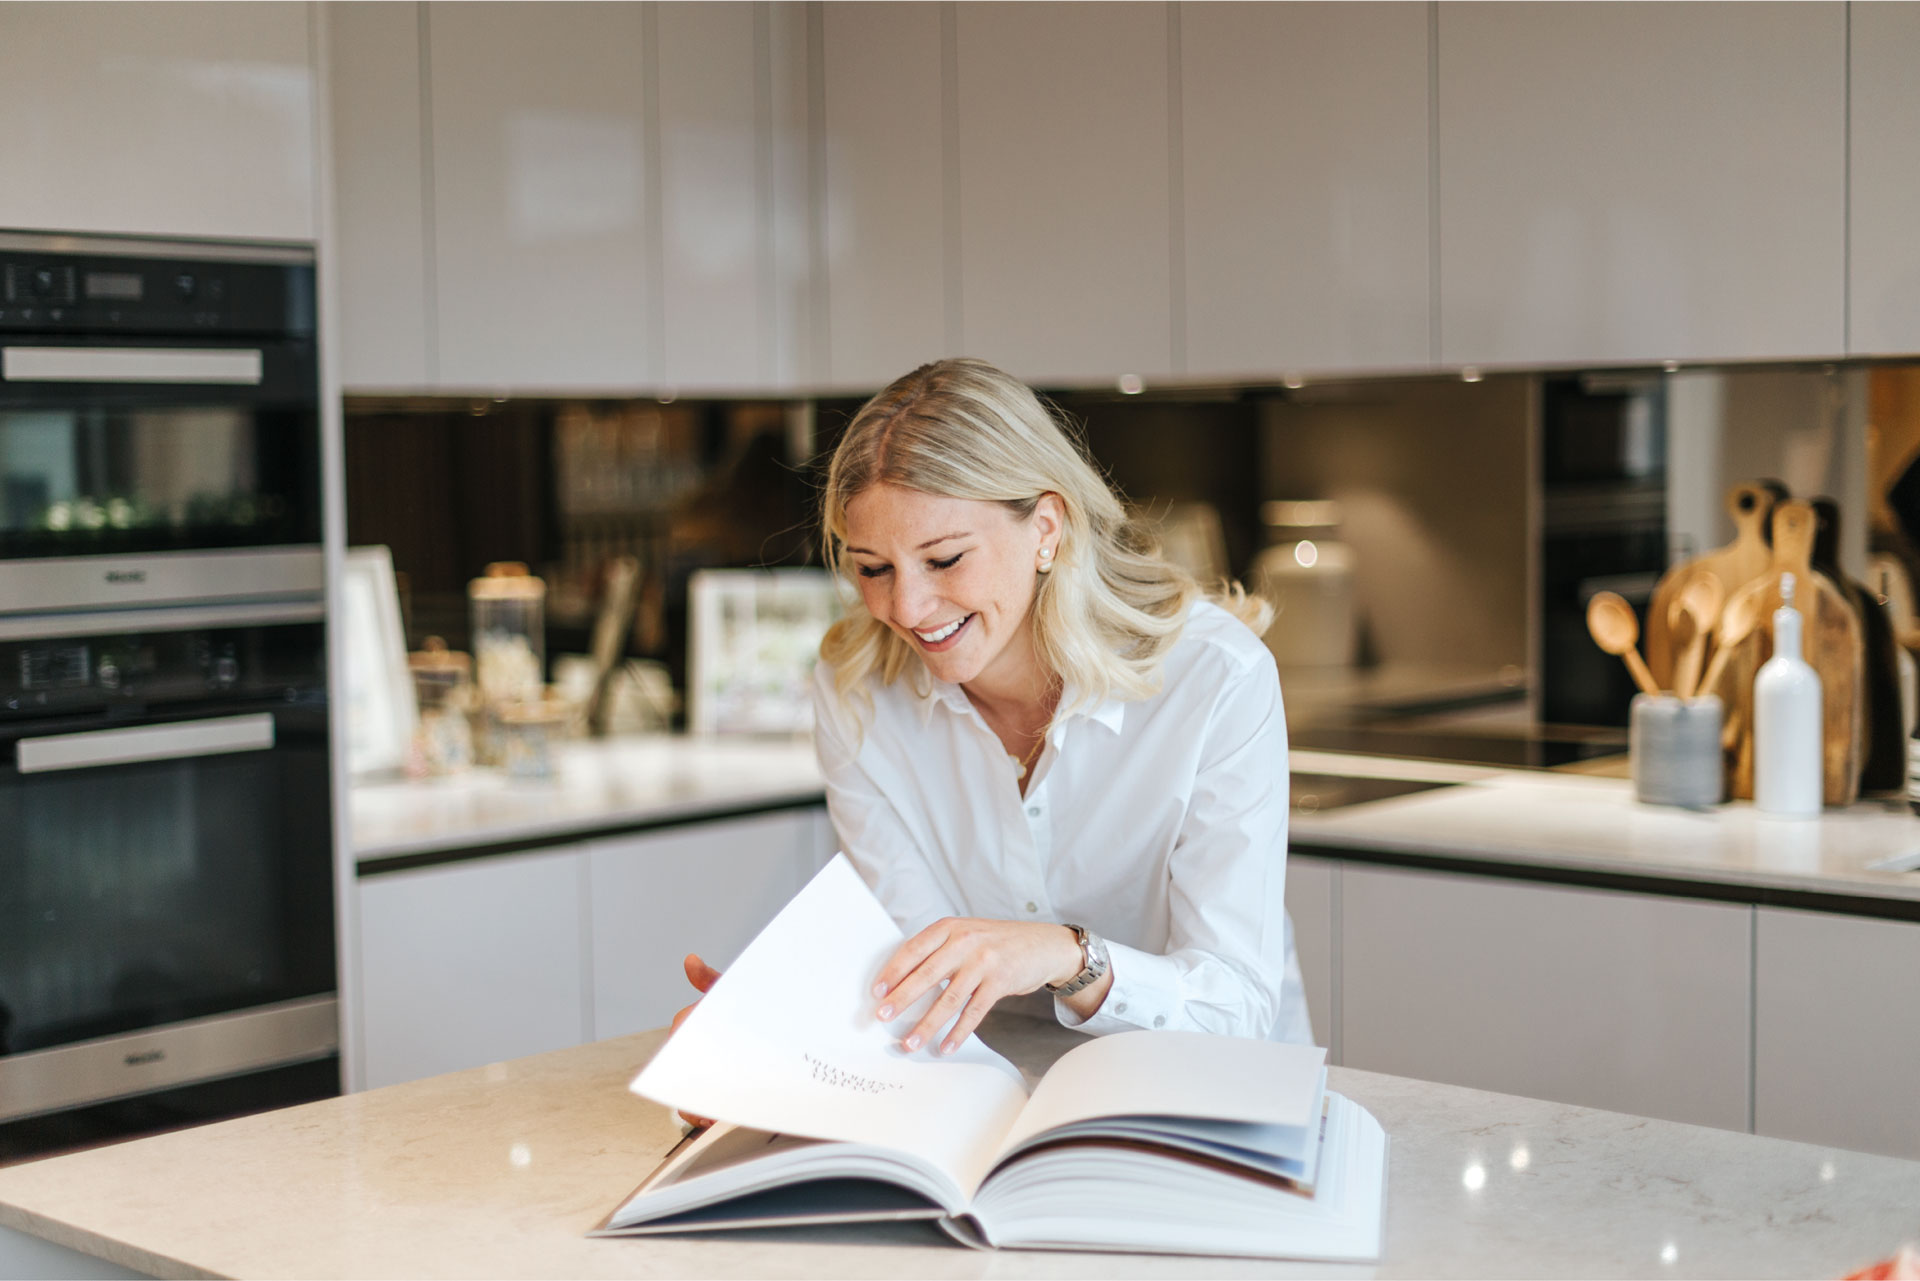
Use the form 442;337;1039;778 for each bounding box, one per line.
631;856;1030;1202
996;1029;1328;1157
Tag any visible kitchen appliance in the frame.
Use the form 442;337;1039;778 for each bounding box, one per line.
1254;500;1357;668
0;232;335;1134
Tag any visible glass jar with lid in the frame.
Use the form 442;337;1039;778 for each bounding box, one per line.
469;562;546;708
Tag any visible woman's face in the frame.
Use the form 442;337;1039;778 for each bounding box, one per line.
841;483;1062;693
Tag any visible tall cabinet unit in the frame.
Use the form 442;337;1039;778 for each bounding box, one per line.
1179;3;1431;378
953;3;1175;386
1436;2;1846;367
0;2;316;241
1848;0;1920;356
820;2;950;392
326;2;432;388
426;2;653;391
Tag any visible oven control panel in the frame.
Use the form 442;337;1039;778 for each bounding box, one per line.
0;249;311;337
2;623;323;721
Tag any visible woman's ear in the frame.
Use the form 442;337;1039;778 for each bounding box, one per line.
1034;492;1066;550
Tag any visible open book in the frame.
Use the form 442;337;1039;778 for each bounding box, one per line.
595;856;1387;1261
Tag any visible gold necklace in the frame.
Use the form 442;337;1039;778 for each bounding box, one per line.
1011;732;1046;780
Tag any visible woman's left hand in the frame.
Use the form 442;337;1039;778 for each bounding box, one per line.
872;918;1085;1055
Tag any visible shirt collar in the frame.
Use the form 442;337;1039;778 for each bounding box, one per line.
913;673;1126;736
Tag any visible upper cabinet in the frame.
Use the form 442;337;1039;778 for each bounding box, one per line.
954;3;1175;386
1436;2;1846;367
325;2;431;388
1848;1;1920;357
0;2;315;242
427;2;652;392
820;2;949;392
1180;3;1430;379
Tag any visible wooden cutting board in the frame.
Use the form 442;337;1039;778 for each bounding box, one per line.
1719;501;1864;805
1646;482;1779;689
1811;498;1905;794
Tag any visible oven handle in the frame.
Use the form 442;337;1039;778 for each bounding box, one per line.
1;346;263;385
16;712;276;774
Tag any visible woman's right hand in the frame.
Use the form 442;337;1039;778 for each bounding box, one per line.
670;953;722;1128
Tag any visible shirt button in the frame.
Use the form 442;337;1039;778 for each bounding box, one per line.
1026;805;1041;817
1115;1002;1128;1015
1153;1015;1166;1028
1024;901;1038;913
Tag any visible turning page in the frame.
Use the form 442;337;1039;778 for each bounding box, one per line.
631;855;1031;1200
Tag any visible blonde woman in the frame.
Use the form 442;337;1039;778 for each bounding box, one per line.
675;358;1308;1062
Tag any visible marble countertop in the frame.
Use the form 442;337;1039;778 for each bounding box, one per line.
352;734;1920;908
1286;748;1920;907
3;1017;1917;1279
351;735;827;864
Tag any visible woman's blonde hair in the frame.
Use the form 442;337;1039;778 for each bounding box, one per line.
818;358;1270;717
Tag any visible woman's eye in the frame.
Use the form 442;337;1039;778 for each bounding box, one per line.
929;553;963;571
856;563;890;579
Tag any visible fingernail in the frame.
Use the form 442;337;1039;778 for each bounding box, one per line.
903;1034;922;1051
876;1004;893;1020
872;983;888;998
941;1041;957;1055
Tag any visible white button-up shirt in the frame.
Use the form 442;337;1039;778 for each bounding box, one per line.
812;600;1311;1045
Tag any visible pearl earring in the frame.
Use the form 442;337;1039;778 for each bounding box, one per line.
1038;546;1054;573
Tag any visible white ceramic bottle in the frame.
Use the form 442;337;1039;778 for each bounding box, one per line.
1753;572;1824;817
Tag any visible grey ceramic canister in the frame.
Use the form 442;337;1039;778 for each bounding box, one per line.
1630;693;1726;808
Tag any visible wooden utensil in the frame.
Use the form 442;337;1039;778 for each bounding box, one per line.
1646;483;1779;688
1697;587;1763;707
1670;575;1724;699
1719;501;1865;805
1587;591;1660;697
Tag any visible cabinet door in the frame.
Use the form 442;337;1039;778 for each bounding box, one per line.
954;3;1173;385
1341;864;1751;1130
1848;2;1920;355
821;2;949;390
0;2;314;241
426;2;651;390
358;849;590;1089
588;808;823;1040
1180;3;1430;378
1437;2;1845;366
326;1;432;388
1755;908;1920;1159
1285;854;1337;1059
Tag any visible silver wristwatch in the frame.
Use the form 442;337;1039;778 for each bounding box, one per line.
1047;923;1110;996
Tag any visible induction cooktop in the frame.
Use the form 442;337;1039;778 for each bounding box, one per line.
1288;772;1457;813
1290;726;1628;770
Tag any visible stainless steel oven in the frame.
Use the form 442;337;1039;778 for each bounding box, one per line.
0;232;335;1130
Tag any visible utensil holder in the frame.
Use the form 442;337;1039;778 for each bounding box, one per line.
1631;693;1725;807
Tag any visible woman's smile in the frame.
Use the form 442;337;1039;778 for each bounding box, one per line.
913;614;973;649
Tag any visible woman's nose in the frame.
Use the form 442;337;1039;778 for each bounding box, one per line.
890;570;934;623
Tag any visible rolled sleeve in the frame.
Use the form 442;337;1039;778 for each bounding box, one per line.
1057;654;1293;1040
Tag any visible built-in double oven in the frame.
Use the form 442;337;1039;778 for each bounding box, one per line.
0;232;336;1138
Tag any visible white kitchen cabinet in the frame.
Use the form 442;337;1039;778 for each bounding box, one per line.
357;848;590;1090
325;1;432;387
0;2;315;241
425;2;652;390
1436;2;1845;367
954;3;1174;385
588;808;831;1040
1180;3;1430;378
1340;865;1751;1130
1848;1;1920;356
1285;854;1337;1059
820;2;949;391
1755;907;1920;1160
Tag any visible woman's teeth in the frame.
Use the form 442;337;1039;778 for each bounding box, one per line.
916;616;968;644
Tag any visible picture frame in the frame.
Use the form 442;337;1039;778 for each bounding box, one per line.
687;567;841;736
341;545;417;776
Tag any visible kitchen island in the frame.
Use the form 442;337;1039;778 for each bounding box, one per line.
2;1016;1917;1280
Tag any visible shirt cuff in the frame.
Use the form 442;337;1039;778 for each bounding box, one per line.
1052;939;1186;1036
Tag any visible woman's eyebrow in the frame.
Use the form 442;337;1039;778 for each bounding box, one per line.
845;531;970;556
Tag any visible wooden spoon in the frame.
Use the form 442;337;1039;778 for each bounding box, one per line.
1670;575;1725;700
1696;586;1764;704
1587;591;1660;697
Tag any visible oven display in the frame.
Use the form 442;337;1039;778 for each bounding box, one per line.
19;644;90;691
83;271;144;301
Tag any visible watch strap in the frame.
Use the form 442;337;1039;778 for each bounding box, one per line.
1047;922;1109;996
